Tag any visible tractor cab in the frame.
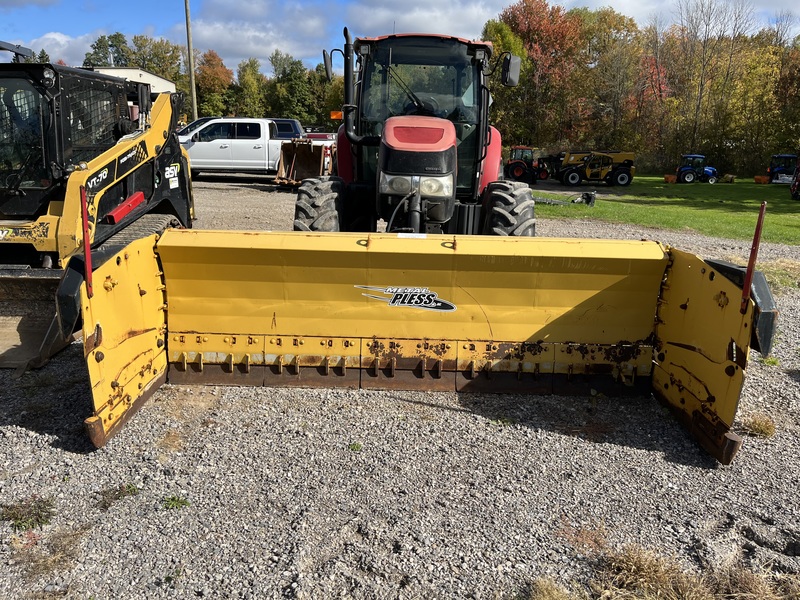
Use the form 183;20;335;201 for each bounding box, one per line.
307;28;525;235
676;154;718;184
504;146;542;183
767;153;797;183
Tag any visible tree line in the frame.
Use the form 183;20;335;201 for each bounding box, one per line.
485;0;800;175
17;0;800;175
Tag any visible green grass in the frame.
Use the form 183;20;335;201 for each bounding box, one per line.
1;496;56;532
162;495;191;509
534;175;800;245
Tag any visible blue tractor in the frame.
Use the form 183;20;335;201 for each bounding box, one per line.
767;153;797;183
676;154;718;184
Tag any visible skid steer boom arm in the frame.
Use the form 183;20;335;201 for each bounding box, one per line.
76;230;775;463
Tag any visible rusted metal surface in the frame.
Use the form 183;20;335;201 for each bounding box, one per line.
653;249;754;465
165;334;658;397
85;371;167;447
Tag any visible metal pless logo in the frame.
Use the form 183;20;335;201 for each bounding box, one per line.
357;286;456;312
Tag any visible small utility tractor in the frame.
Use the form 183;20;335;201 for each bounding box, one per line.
504;146;543;183
767;153;797;183
293;29;534;237
676;154;718;183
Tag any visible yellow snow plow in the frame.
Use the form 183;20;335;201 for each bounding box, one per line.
63;227;775;464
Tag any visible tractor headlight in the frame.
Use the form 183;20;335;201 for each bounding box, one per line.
379;173;412;195
419;175;453;197
379;172;453;198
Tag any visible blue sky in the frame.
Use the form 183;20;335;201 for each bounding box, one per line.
0;0;796;76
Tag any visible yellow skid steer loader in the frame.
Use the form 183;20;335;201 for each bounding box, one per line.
0;58;194;370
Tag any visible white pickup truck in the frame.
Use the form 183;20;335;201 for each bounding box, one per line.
179;117;333;181
179;117;285;176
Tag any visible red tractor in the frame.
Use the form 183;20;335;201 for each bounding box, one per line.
504;146;546;183
293;29;534;236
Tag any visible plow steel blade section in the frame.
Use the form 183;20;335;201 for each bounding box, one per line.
653;249;756;464
156;230;668;393
77;230;761;461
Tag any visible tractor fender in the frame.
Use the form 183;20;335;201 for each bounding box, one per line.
479;126;503;196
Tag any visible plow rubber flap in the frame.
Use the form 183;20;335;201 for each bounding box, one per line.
653;249;754;464
0;269;66;370
157;231;667;396
80;235;167;447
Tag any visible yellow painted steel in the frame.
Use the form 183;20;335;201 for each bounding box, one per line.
653;249;754;463
80;235;168;447
155;230;668;345
75;230;761;463
58;93;178;264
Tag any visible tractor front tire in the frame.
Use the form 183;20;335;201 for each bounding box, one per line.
707;176;718;184
293;176;345;232
482;181;536;237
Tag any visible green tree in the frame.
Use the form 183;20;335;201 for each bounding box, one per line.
83;36;112;67
264;50;314;123
83;33;131;67
130;35;183;83
233;58;267;117
482;20;531;147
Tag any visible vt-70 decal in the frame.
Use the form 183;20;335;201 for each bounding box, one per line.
356;286;456;312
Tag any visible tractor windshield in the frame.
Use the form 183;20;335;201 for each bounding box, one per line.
359;37;483;192
0;77;49;203
770;155;797;171
680;155;705;169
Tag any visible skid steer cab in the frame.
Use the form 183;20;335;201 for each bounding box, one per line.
293;28;535;237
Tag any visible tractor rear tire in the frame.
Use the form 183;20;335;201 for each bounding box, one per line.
482;181;536;237
293;176;344;232
681;170;696;183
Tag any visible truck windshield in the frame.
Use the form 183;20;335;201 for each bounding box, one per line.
0;78;48;194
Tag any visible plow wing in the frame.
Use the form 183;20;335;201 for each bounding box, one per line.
79;231;774;463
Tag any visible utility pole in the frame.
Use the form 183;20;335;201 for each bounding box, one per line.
184;0;198;121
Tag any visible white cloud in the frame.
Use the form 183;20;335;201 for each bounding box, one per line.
27;31;95;66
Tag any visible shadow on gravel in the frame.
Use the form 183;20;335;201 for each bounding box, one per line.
787;368;800;385
457;392;720;469
191;172;283;194
0;343;96;454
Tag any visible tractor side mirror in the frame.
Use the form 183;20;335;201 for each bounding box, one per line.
501;54;521;87
323;50;333;81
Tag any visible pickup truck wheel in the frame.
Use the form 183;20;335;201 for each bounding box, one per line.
482;181;536;237
293;176;345;232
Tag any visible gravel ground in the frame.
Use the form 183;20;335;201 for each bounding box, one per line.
1;176;798;599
